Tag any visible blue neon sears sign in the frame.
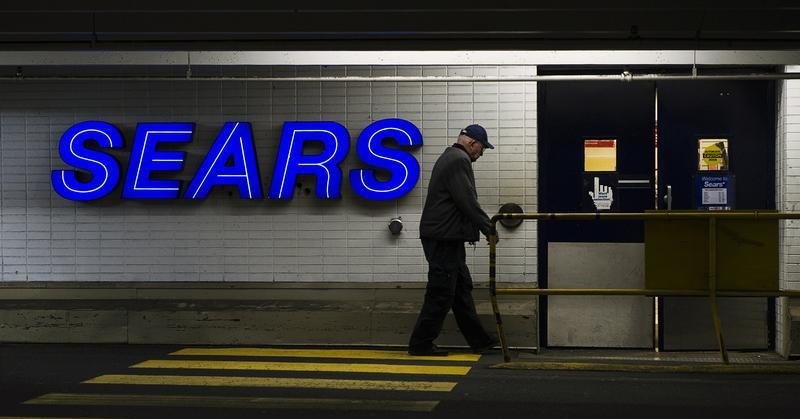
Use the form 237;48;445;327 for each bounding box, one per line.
51;119;423;202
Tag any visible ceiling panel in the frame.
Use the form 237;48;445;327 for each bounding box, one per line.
0;3;798;49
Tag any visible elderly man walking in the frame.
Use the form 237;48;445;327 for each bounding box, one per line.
408;124;499;356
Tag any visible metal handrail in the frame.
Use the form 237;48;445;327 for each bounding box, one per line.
487;211;800;364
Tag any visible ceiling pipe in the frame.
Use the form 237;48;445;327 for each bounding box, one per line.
3;72;800;82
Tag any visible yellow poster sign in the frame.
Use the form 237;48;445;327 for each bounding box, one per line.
584;138;617;172
698;138;729;171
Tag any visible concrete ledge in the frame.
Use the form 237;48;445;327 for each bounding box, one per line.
491;361;800;374
0;282;537;347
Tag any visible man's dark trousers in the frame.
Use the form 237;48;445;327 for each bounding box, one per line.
409;238;493;351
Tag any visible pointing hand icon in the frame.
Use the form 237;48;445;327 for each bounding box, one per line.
588;177;613;210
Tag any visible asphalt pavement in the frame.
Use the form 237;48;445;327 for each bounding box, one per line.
2;343;800;419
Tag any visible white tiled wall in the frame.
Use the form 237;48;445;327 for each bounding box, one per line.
0;65;538;283
778;66;800;354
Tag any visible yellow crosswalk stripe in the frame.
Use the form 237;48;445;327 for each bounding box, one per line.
84;374;457;392
131;359;471;375
0;417;105;419
170;347;480;362
19;347;480;415
25;393;439;412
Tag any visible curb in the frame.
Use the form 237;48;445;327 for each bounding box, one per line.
490;361;800;374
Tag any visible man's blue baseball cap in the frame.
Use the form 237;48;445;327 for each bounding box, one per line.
460;124;494;149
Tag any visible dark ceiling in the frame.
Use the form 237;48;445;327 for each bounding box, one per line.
1;1;800;50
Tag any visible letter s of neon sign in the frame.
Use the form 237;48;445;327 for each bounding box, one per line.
51;119;423;202
350;118;423;201
51;121;124;201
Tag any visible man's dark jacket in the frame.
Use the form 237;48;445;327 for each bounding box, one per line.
419;144;493;242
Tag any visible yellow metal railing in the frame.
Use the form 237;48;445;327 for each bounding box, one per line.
488;211;800;364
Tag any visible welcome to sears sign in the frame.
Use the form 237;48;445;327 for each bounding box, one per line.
51;118;423;202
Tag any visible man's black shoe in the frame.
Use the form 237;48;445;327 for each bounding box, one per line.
472;337;500;354
408;345;449;356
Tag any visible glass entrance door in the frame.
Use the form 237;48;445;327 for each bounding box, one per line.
539;79;656;348
656;80;776;350
539;73;776;350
